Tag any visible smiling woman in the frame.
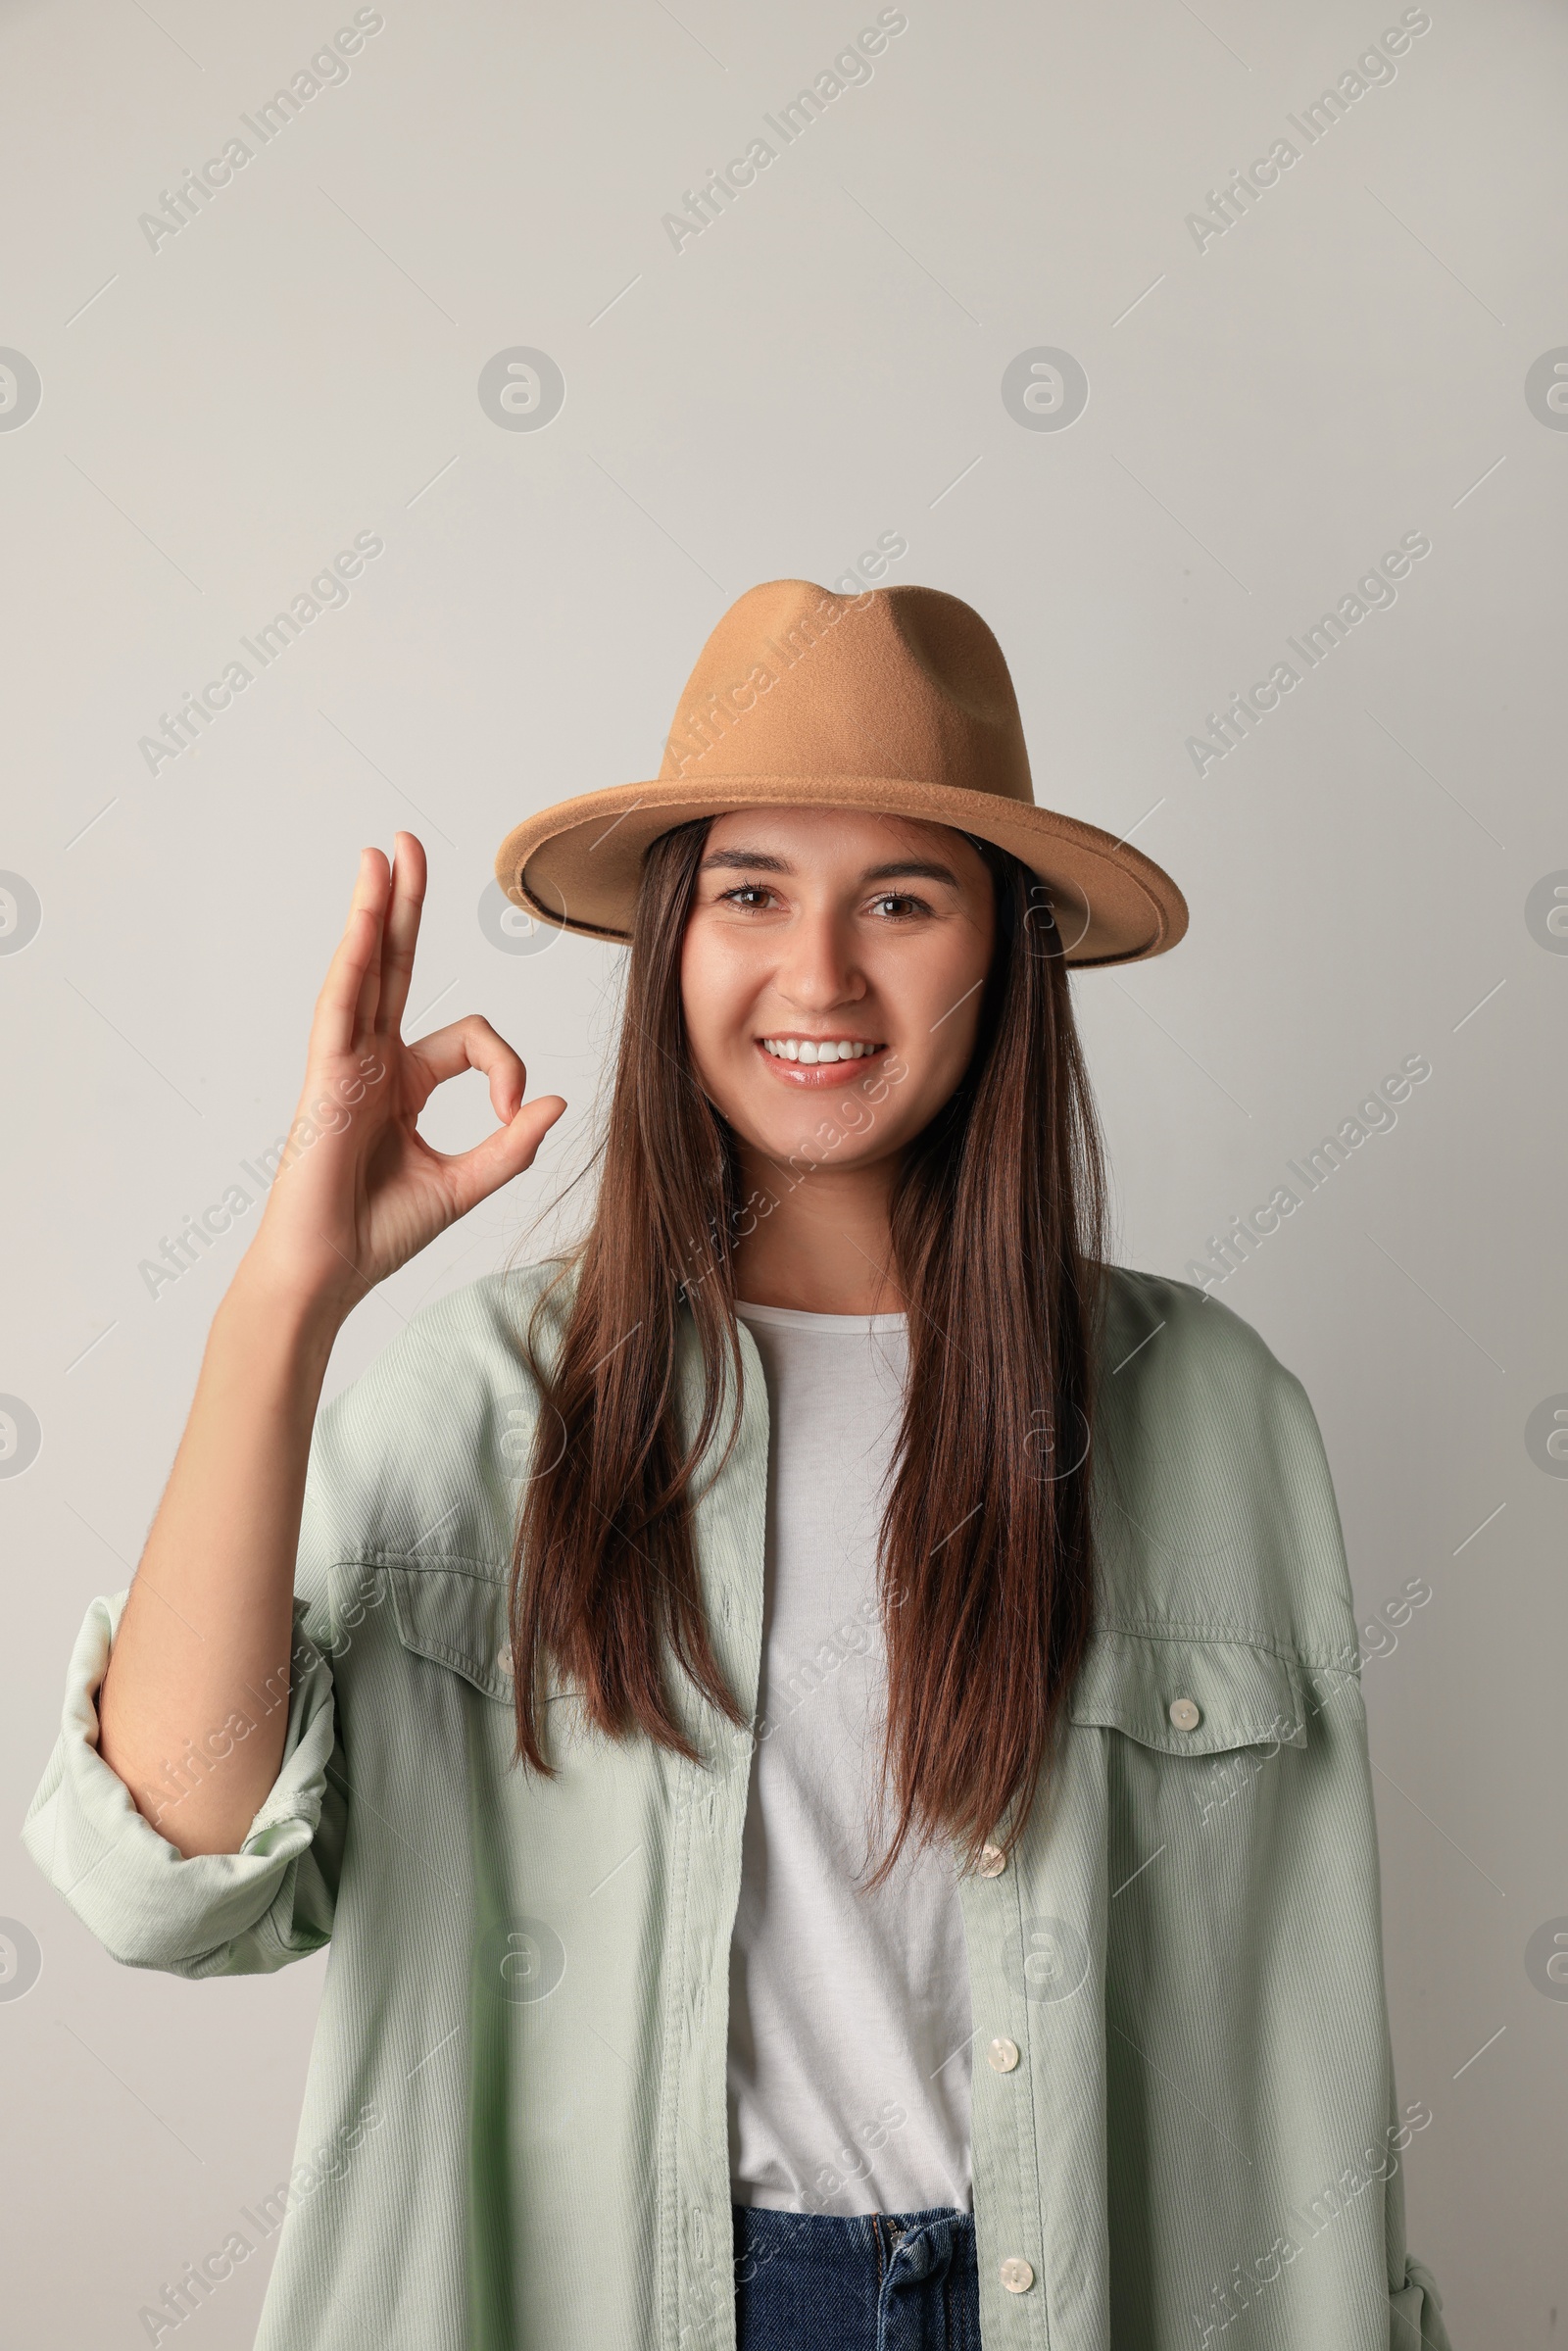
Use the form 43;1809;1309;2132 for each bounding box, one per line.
24;579;1451;2351
681;809;995;1206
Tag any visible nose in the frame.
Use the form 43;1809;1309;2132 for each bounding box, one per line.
771;906;867;1013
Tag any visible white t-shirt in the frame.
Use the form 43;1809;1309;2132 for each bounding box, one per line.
725;1298;975;2216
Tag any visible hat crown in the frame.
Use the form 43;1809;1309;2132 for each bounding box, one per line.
656;578;1035;806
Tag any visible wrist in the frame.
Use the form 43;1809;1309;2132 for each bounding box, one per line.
220;1254;349;1368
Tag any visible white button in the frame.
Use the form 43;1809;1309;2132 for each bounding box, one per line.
1169;1695;1200;1731
987;2035;1020;2073
977;1842;1006;1878
496;1644;514;1679
1000;2255;1035;2293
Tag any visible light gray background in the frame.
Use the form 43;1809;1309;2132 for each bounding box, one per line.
2;0;1562;2339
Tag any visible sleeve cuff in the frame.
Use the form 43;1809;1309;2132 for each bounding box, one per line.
1392;2253;1452;2351
21;1589;340;1977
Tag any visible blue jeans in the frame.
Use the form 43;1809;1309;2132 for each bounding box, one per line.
732;2203;982;2350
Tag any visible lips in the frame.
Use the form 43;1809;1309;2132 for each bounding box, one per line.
753;1038;890;1089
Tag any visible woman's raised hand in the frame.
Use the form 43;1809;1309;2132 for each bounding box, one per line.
96;831;564;1854
243;832;566;1322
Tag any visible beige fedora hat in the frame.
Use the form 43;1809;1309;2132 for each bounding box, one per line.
493;578;1187;965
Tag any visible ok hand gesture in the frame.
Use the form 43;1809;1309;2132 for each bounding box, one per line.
244;832;566;1322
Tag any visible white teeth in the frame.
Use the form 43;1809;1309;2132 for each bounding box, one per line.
761;1039;879;1063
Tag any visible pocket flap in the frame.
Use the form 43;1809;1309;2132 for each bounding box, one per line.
1067;1625;1309;1754
387;1564;584;1706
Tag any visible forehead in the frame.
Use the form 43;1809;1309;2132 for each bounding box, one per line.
700;805;978;869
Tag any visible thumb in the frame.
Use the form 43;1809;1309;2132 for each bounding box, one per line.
444;1095;567;1219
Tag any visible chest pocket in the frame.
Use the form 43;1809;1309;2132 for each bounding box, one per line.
386;1563;587;1708
1066;1624;1312;1756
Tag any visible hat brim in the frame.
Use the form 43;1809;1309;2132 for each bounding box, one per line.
493;775;1188;966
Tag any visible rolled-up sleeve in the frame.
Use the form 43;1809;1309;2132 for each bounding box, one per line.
1383;2057;1454;2350
21;1586;344;1979
1391;2254;1451;2351
1276;1363;1458;2351
1274;1367;1457;2351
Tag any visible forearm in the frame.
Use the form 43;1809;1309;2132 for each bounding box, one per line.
91;831;559;1857
98;1263;344;1858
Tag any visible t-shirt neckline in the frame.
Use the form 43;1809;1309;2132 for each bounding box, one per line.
734;1298;908;1335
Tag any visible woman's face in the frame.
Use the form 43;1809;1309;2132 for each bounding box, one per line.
679;806;997;1177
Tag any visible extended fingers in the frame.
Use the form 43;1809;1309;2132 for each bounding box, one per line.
349;848;394;1044
374;833;427;1041
314;848;391;1057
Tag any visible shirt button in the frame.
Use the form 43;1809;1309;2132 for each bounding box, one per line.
1000;2256;1035;2293
1169;1695;1200;1731
977;1842;1007;1877
987;2036;1020;2073
496;1644;514;1680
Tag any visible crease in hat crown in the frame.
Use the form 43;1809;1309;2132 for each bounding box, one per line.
653;577;1034;799
492;577;1189;966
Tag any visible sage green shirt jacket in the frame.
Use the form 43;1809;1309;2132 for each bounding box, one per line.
23;1261;1454;2351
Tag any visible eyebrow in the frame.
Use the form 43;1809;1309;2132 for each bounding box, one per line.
697;848;964;888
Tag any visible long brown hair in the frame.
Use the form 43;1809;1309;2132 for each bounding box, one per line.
505;814;1109;1886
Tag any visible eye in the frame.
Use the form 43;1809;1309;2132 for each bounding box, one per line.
716;882;777;910
867;891;931;920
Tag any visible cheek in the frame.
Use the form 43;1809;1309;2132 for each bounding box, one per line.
890;927;992;1054
679;928;752;1069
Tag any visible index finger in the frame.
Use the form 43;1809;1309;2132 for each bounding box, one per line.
312;847;386;1058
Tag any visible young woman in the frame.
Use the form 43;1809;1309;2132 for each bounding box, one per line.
25;582;1452;2351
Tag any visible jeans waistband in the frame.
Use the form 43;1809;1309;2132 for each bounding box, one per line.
733;2202;982;2350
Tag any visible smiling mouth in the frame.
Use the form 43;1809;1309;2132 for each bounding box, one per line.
754;1036;891;1087
759;1036;886;1064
